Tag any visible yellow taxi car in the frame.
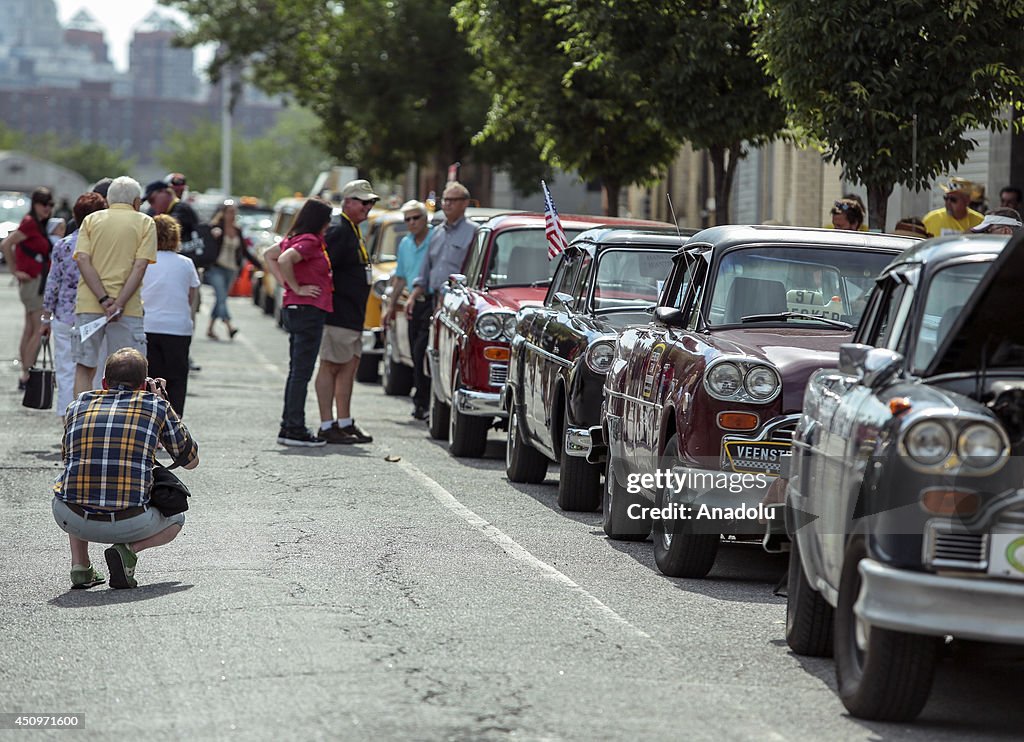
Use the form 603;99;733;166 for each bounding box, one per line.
257;197;397;382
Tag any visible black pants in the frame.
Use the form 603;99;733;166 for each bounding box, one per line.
410;298;432;408
146;333;192;416
281;304;327;433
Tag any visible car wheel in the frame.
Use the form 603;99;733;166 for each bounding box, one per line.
382;335;414;396
428;386;450;441
786;535;833;657
557;415;601;511
602;454;650;541
356;354;380;383
834;538;940;721
449;373;490;458
505;402;548;483
651;434;719;578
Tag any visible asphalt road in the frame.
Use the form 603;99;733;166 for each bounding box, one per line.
1;273;1021;741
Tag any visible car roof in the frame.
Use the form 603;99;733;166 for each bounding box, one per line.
685;224;916;253
881;232;1008;273
482;212;671;232
572;225;696;248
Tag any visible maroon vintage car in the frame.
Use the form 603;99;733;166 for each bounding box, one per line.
593;225;916;577
427;212;668;457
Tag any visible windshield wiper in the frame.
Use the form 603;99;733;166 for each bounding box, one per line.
739;311;852;330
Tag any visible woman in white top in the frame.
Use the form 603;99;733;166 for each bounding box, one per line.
142;214;201;416
205;201;244;340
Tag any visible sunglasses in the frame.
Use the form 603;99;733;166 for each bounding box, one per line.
404;214;424;223
36;201;54;208
943;194;965;202
442;196;467;204
832;200;856;212
353;198;377;206
170;178;186;186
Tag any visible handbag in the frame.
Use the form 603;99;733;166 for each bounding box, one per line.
149;462;192;516
21;337;55;410
179;223;219;269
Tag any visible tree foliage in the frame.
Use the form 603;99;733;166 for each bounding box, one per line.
164;0;521;185
0;121;134;184
558;0;785;223
754;0;1024;228
454;0;681;215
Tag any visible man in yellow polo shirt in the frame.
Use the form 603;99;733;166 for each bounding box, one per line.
72;176;157;396
922;177;984;236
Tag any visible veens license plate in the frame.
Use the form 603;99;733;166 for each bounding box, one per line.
987;533;1024;580
721;441;791;476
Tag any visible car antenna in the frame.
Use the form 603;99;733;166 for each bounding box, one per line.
666;193;685;244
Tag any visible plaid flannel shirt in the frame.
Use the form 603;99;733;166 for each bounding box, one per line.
54;388;198;510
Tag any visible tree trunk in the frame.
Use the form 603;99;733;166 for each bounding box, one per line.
866;182;893;232
709;142;742;225
603;179;621;217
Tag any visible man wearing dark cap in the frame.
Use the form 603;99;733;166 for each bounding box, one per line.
317;179;378;445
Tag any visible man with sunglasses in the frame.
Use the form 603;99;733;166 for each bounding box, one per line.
923;177;984;236
317;179;379;444
387;200;433;419
407;181;477;310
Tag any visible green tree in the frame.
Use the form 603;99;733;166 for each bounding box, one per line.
454;0;680;215
165;0;519;186
754;0;1024;228
560;0;785;224
49;143;135;186
0;121;23;150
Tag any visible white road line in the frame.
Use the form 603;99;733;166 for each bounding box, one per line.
398;459;652;640
234;331;284;375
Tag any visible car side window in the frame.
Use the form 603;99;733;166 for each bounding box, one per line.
545;253;579;307
464;228;490;286
877;284;913;350
911;261;991;371
573;254;594;310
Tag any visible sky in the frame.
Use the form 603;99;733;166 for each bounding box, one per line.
54;0;211;74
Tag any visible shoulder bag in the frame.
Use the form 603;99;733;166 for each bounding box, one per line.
150;449;193;516
22;337;55;410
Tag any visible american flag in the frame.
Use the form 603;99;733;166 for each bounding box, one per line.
542;180;569;260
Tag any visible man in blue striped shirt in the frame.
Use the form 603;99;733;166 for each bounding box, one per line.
53;347;199;589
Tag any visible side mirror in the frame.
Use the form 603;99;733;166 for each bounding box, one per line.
447;273;467;289
552;291;574;308
654;306;687;328
839;343;903;389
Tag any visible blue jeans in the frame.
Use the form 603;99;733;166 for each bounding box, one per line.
205;265;236;321
281;304;326;433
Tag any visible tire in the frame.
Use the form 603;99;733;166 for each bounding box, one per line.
383;356;414;396
356;353;380;383
834;538;940;721
558;418;601;511
786;536;834;657
505;402;548;484
428;386;450;441
651;434;719;578
602;454;650;541
449;373;490;458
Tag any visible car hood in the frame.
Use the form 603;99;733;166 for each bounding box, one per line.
482;286;548;312
709;327;845;409
930;230;1024;376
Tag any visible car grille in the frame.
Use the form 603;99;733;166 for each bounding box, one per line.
770;420;797;442
489;363;508;388
926;529;988;570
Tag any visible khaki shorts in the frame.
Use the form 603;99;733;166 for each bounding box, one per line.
72;312;147;368
18;275;43;312
320;325;362;364
52;497;185;544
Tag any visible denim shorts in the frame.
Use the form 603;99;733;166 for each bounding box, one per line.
52;497;184;544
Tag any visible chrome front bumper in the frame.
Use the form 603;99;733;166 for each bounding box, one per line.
362;329;383;357
454;388;505;418
856;558;1024;644
566;426;608;465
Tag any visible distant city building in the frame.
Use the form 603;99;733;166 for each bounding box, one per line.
129;11;200;101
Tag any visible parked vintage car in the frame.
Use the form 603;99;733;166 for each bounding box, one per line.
505;227;690;511
427;212;668;457
595;225;914;578
782;231;1024;721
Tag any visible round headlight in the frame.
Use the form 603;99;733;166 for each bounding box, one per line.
706;362;742;398
476;313;503;340
957;424;1005;469
586;340;616;374
905;420;952;465
503;314;517;339
744;366;780;400
372;278;388;299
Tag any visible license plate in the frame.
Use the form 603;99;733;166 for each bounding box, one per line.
721;441;791;476
987;533;1024;580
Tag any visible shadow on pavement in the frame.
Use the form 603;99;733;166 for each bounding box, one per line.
48;580;194;607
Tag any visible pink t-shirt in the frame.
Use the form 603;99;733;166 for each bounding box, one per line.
280;232;333;313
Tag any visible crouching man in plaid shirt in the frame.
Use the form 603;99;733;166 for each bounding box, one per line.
52;347;200;589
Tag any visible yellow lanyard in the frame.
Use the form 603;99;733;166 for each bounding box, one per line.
342;213;369;264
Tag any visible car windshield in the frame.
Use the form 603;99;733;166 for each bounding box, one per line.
912;261;991;372
0;194;28;226
373;221;406;263
591;249;674;310
236;210;274;232
707;245;892;327
485;228;583;286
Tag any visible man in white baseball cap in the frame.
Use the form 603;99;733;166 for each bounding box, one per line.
970;208;1023;235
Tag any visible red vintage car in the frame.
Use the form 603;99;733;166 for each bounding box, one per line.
427;212;668;457
595;225;916;577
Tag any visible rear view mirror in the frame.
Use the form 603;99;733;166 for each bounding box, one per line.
839;343;903;389
654;306;687;328
552;291;574;308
